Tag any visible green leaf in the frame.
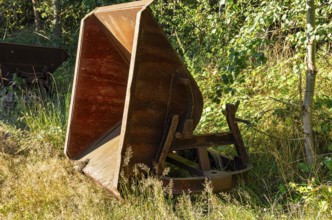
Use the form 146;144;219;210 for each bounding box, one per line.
328;144;332;152
278;184;287;193
285;117;293;126
298;162;312;174
323;158;332;171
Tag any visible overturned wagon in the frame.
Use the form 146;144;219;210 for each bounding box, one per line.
65;0;250;199
0;42;68;96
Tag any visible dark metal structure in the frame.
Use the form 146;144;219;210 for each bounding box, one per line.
0;42;68;94
65;0;250;199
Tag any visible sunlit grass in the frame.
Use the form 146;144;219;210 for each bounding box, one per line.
0;120;331;219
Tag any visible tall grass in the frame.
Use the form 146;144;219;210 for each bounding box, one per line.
0;125;330;219
0;59;74;150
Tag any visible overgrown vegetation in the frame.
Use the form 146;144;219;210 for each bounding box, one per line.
1;0;331;219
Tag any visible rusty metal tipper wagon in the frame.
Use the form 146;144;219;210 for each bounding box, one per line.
65;0;250;199
0;42;68;96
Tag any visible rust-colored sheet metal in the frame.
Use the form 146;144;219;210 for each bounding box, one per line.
0;42;68;73
0;42;68;89
65;0;250;199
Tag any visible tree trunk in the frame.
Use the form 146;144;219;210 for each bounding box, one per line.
303;0;316;165
52;0;62;41
32;0;41;30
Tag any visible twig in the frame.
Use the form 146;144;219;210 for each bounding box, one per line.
269;96;301;107
0;67;4;87
33;32;50;40
288;152;332;165
250;126;304;141
173;30;187;57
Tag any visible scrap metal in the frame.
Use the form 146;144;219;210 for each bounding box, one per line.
65;0;251;199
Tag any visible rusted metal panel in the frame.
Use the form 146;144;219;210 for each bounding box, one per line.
0;42;68;93
65;13;130;159
119;5;204;173
65;0;250;199
0;42;68;73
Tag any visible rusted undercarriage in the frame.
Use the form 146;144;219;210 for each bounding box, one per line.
0;42;68;96
65;0;251;199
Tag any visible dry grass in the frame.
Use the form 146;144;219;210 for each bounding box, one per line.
0;123;331;219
